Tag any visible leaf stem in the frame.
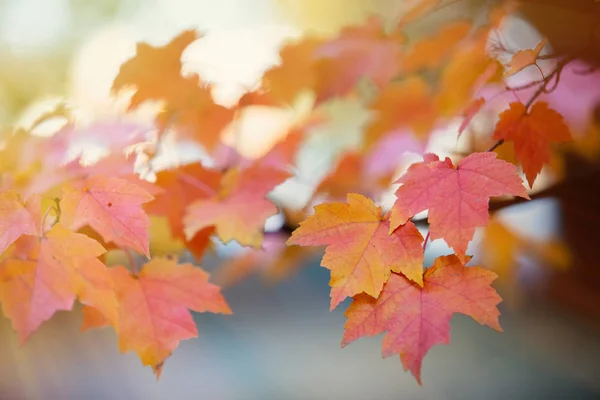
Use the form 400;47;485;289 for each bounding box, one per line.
40;207;53;237
486;56;574;154
422;231;430;251
125;249;139;275
178;172;218;196
524;56;574;111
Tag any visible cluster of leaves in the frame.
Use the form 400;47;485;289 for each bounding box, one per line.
0;0;591;385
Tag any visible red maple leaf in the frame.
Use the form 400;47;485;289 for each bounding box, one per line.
184;163;290;248
390;152;529;261
342;254;502;384
60;176;155;256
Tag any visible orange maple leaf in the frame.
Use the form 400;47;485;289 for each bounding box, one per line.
504;38;547;77
261;37;325;105
403;20;472;73
145;163;221;258
257;127;306;171
435;36;501;116
364;76;437;147
155;75;235;150
0;191;37;254
390;152;529;262
342;254;502;384
113;30;234;150
113;30;199;109
287;193;424;310
82;257;231;374
492;101;572;187
0;223;116;343
257;17;404;105
314;152;367;200
184;163;290;248
314;151;394;201
60;176;155;257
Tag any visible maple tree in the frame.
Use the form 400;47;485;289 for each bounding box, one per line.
1;0;598;387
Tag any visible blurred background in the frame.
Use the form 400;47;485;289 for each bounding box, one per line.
1;0;600;399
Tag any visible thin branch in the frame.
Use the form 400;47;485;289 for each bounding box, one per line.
410;183;557;227
525;56;574;110
486;139;504;152
404;0;466;23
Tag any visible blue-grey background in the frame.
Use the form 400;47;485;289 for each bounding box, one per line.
1;254;599;400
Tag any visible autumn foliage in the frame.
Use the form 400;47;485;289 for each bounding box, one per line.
3;0;598;386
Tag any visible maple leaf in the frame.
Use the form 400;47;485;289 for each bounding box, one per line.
256;127;306;171
287;193;424;310
492;101;572;187
260;16;405;105
145;163;221;258
505;38;547;77
261;38;325;105
82;257;231;374
155;75;235;150
0;223;116;343
403;20;472;73
184;163;290;248
215;122;307;172
363;130;425;176
435;36;501;116
0;130;70;196
313;16;405;103
113;30;234;150
60;176;155;256
314;151;394;201
112;30;199;109
314;152;370;200
44;121;151;163
364;76;437;147
458;97;486;137
390;152;529;262
0;191;37;254
342;254;502;384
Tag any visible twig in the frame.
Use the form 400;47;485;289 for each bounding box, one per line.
486;139;504;152
486;56;575;154
525;56;574;110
